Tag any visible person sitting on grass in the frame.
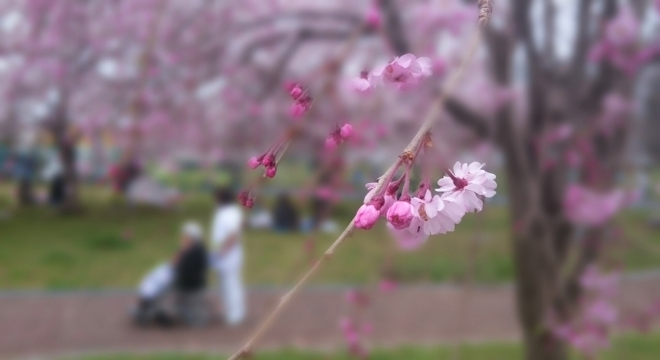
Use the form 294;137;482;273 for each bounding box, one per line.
131;221;208;327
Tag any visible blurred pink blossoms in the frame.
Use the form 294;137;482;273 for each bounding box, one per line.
357;161;497;250
352;54;433;92
563;184;625;227
552;266;621;357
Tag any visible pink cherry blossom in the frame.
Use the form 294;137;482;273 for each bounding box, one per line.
386;200;414;230
432;57;447;76
605;7;639;48
436;162;497;212
369;54;432;90
563;184;625;227
580;265;620;298
411;190;447;235
350;72;373;93
387;219;429;250
585;300;618;325
433;194;467;233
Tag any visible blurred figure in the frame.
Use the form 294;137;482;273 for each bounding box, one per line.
41;147;65;207
132;221;209;327
272;192;299;232
109;154;141;195
13;131;38;206
210;187;246;326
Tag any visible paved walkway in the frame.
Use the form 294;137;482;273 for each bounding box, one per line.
3;272;660;360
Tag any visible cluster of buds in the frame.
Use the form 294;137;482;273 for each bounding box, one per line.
358;161;497;249
285;82;312;119
238;187;256;208
247;131;293;179
325;123;354;151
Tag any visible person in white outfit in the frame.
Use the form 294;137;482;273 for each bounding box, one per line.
210;187;246;326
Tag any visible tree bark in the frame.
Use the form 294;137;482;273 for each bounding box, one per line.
512;219;570;360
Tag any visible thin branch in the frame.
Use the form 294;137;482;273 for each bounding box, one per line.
444;97;490;138
240;27;370;65
235;10;363;33
228;28;484;360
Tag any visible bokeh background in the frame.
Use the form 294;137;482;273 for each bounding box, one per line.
1;0;660;359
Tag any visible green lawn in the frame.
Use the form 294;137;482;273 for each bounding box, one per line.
0;183;659;289
60;332;660;360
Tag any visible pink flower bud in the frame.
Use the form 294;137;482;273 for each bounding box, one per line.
265;166;277;178
325;136;338;151
386;200;414;230
248;156;261;169
365;6;381;29
354;204;380;229
289;86;303;100
245;198;254;208
290;102;306;118
283;81;298;92
261;154;275;167
340;123;354;140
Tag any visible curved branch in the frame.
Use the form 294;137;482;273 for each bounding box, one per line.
378;0;410;55
235;10;363;33
445;97;490;138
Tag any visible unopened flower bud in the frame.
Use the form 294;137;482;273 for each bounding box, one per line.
340;123;354;140
265;166;277;178
248;156;261;169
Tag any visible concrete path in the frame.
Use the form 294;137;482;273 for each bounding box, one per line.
3;272;660;359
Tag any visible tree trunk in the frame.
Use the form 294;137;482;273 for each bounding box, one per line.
513;226;570;360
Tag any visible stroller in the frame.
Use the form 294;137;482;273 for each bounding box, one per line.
131;222;211;327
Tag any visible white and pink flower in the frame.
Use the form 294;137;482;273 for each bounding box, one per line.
436;161;497;212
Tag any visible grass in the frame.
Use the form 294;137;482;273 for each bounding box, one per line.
0;182;659;289
59;332;660;360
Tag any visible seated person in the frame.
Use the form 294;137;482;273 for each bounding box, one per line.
272;192;299;232
132;221;208;326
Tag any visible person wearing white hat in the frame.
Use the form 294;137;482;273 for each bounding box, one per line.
132;220;208;326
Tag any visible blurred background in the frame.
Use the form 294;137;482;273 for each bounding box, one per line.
1;0;660;359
